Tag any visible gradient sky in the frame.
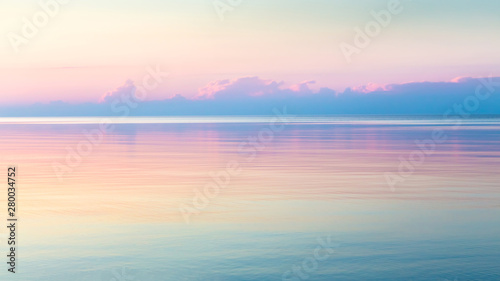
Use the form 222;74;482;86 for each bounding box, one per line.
1;0;500;105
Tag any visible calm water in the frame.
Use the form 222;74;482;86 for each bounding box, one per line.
1;116;499;281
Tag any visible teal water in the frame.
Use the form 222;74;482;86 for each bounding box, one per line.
0;116;499;280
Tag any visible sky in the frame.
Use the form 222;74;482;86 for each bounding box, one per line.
0;0;500;113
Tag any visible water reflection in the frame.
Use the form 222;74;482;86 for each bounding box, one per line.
0;117;499;280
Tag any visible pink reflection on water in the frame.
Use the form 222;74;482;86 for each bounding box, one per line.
0;122;499;225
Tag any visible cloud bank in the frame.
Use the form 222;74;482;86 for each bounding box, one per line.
1;76;500;116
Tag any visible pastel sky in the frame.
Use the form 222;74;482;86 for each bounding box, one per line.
1;0;500;106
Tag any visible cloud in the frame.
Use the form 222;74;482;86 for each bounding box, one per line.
349;82;388;93
1;76;499;116
99;79;136;103
289;80;316;94
196;77;320;101
196;76;284;99
450;76;474;83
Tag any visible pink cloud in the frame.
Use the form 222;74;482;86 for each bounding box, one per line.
195;76;321;100
350;82;389;93
99;80;136;103
289;80;316;94
450;76;475;83
196;76;283;99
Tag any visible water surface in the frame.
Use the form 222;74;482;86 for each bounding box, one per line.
1;116;499;280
